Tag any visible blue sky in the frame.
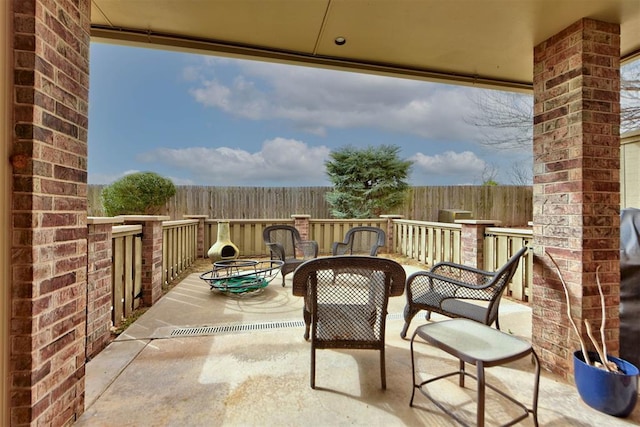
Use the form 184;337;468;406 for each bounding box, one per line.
87;42;537;186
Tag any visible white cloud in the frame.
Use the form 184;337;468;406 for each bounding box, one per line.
188;59;481;141
137;137;331;186
411;151;486;177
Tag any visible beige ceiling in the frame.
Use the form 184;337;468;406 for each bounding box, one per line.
91;0;640;92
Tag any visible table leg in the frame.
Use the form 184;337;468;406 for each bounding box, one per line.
459;359;465;387
477;361;485;427
410;331;417;406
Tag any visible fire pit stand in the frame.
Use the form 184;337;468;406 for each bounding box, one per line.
199;259;284;295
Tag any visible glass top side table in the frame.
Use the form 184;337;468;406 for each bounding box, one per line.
410;319;540;427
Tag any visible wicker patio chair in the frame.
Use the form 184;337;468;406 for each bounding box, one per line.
331;226;386;256
292;256;406;389
400;246;528;339
263;225;318;287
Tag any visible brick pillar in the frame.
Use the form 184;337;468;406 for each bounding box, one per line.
86;217;123;359
184;215;208;258
533;18;621;378
123;216;169;306
380;214;403;253
458;220;500;269
9;0;90;424
291;214;311;240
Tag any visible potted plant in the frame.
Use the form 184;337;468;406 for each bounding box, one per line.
547;252;639;417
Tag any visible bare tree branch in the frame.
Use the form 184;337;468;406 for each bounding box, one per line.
466;61;640;150
508;159;533;185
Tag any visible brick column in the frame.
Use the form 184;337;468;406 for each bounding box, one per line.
458;220;500;269
380;214;403;254
184;215;208;258
9;0;91;424
123;216;169;306
533;18;621;378
86;217;123;359
291;214;311;240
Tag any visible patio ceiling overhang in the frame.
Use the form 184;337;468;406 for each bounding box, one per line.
91;0;640;93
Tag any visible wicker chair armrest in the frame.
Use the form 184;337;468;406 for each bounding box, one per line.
430;261;496;278
298;240;319;259
265;242;286;261
332;241;349;255
406;270;497;302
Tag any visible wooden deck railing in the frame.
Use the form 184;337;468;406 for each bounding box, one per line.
393;219;462;266
484;226;533;301
91;214;535;360
309;218;386;254
203;218;388;257
111;224;142;326
204;219;295;258
393;219;533;301
162;219;199;286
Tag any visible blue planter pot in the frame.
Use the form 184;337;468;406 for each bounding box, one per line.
574;350;639;417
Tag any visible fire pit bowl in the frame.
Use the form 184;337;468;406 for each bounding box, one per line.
200;259;284;295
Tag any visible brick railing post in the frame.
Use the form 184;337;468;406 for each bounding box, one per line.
123;215;170;306
380;214;403;254
457;220;501;269
291;214;311;240
86;217;124;359
292;214;311;257
184;215;208;258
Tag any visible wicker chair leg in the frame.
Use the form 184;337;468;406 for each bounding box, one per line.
310;346;316;389
303;308;311;340
401;305;421;339
380;349;386;389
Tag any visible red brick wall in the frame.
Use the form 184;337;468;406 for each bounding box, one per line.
532;18;621;378
11;0;90;424
86;222;115;359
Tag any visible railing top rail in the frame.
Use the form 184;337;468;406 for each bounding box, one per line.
112;224;143;237
392;219;463;230
485;227;533;237
204;218;295;224
163;219;199;228
308;218;386;224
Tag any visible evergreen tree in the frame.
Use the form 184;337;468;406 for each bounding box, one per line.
325;145;412;218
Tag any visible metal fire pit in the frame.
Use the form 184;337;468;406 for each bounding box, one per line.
199;259;284;295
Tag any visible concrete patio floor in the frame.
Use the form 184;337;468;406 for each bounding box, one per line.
76;263;640;426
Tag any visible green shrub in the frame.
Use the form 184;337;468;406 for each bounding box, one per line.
101;172;176;216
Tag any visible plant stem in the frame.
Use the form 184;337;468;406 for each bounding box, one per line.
545;251;592;365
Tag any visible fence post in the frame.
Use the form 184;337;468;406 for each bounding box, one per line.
184;214;208;258
123;215;170;306
291;214;311;240
86;216;124;359
380;214;403;254
457;219;501;269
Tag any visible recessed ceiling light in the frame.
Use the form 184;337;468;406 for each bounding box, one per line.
334;37;346;46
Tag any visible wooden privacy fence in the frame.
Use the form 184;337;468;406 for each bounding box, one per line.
88;185;533;226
